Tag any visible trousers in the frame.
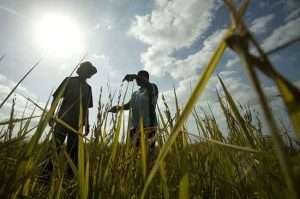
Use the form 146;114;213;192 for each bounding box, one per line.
53;123;79;166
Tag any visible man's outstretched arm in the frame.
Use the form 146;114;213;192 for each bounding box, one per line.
108;100;130;113
123;74;157;94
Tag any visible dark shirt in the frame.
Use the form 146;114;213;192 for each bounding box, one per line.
53;76;93;127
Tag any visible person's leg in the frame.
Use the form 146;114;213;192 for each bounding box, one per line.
67;133;79;166
130;128;139;148
42;124;66;179
147;130;156;162
53;125;67;152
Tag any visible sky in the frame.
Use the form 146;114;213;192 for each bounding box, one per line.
0;0;300;135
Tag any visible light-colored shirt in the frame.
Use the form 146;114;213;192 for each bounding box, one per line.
130;83;158;129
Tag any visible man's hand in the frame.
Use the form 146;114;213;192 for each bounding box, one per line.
108;106;121;113
122;74;137;82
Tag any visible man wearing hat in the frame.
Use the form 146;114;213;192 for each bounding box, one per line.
49;61;97;166
109;70;158;161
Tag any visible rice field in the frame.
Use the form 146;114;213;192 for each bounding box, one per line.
0;76;300;199
1;0;300;198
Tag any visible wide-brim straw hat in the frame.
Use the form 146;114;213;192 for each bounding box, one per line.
76;61;97;76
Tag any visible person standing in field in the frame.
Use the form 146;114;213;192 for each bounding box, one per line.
109;70;158;160
49;61;97;166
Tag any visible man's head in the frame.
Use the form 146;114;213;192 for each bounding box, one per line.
77;61;97;79
136;70;149;86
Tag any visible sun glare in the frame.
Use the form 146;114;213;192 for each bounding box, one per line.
33;13;85;57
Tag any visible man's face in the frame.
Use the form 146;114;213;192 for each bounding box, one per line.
136;75;142;86
136;74;148;86
80;73;93;80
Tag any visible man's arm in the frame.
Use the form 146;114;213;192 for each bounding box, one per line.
123;74;155;94
49;78;68;122
108;100;131;113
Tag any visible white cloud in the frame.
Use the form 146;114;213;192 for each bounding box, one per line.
129;0;233;134
250;14;274;35
170;29;226;80
262;17;300;51
0;73;8;82
130;0;218;49
225;57;240;68
0;73;40;117
143;28;226;80
128;0;296;135
129;0;221;79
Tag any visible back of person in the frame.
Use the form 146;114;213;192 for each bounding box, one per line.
53;76;93;128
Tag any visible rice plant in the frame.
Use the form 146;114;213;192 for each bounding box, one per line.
1;0;300;198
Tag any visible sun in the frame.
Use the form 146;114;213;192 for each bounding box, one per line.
33;13;86;57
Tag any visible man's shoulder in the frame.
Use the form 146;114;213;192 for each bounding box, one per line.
151;83;158;89
150;82;158;95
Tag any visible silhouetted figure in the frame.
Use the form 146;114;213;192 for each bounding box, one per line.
49;61;97;172
109;70;158;161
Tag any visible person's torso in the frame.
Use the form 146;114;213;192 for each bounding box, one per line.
130;84;158;129
58;77;92;125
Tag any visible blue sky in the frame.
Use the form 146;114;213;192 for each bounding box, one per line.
0;0;299;133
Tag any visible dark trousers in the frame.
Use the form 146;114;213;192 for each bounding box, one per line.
53;123;79;166
130;128;156;158
42;123;79;179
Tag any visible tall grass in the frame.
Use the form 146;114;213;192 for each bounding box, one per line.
1;0;300;198
0;76;299;198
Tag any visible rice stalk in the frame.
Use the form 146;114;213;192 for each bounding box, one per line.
179;174;189;199
0;60;41;110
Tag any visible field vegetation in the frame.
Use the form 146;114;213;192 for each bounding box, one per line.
1;0;300;198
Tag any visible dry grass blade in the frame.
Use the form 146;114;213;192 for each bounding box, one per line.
18;93;45;111
205;138;260;153
218;76;255;147
249;39;300;138
140;119;147;180
18;90;89;140
78;94;89;199
103;109;123;181
159;161;169;199
224;0;300;138
1;2;300;198
266;36;300;56
0;115;41;126
228;0;251;30
275;79;300;137
179;174;189;199
224;21;299;199
64;151;79;179
241;49;298;199
0;59;41;110
223;1;299;197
